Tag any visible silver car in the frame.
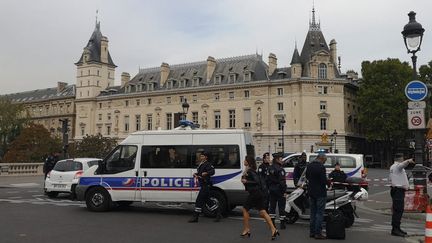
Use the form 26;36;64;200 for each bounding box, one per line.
44;158;100;198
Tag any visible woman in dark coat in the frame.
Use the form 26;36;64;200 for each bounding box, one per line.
240;156;279;240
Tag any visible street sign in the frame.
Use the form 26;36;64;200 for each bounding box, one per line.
408;101;426;109
405;80;428;101
407;109;425;129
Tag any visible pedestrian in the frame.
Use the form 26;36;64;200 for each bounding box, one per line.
240;156;279;240
268;152;288;230
257;152;271;211
328;162;347;190
306;151;328;239
43;152;56;179
188;151;221;223
293;152;308;187
389;153;415;237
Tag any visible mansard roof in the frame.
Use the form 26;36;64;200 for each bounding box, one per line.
75;22;116;67
3;84;75;103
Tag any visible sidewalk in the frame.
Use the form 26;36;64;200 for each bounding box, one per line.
0;175;44;188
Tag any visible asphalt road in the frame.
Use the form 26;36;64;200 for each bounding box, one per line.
0;172;423;243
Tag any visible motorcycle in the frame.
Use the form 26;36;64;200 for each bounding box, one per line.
284;172;368;228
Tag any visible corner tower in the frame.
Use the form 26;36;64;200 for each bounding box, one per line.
75;21;117;99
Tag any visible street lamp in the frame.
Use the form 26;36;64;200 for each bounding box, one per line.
280;117;286;154
332;129;338;153
402;11;425;165
181;98;189;120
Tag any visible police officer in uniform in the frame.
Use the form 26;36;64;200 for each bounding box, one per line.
268;152;287;229
188;151;217;223
257;152;271;211
389;153;415;237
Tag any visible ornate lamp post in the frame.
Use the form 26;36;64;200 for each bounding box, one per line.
280;117;286;154
181;98;189;120
402;11;425;165
332;129;338;153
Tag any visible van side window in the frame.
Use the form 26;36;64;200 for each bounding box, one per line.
338;156;356;168
141;146;189;168
191;145;240;169
105;145;137;173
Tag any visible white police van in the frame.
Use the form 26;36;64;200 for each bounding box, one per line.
283;152;367;189
75;127;254;216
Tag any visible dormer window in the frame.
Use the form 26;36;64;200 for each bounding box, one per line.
243;71;253;82
167;80;173;89
147;83;154;91
215;75;222;84
228;73;237;83
136;84;142;92
179;80;186;88
318;63;327;79
193;77;200;87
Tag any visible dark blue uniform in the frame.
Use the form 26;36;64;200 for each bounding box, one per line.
257;162;270;211
268;162;287;228
189;158;215;223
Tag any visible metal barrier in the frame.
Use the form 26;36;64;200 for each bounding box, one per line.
0;163;44;176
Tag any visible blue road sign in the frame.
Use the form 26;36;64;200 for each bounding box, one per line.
405;80;428;101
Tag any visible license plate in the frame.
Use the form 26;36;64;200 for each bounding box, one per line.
53;184;66;189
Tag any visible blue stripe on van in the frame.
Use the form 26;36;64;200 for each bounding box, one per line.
346;166;362;177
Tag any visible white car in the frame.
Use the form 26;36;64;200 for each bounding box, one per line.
44;158;100;198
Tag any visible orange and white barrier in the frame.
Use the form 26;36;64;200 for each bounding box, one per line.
425;205;432;243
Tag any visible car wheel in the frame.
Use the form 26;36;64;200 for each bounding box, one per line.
340;204;355;228
47;192;59;198
285;209;299;224
85;187;111;212
203;190;226;218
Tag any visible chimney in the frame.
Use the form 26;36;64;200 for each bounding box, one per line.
100;36;109;63
206;56;216;82
268;53;277;76
160;62;170;87
121;72;130;87
57;82;67;93
329;39;337;64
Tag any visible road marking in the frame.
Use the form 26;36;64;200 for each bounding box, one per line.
10;183;40;187
8;196;22;199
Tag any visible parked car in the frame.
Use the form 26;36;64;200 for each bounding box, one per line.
44;158;100;198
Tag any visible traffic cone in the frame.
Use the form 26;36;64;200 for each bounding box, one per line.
425;205;432;243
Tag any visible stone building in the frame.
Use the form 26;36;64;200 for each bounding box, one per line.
4;8;363;156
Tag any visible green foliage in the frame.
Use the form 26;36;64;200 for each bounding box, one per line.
69;134;117;159
3;123;62;163
0;97;28;160
357;58;412;145
419;60;432;83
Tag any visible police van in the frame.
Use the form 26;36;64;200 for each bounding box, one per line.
75;128;254;216
283;152;367;189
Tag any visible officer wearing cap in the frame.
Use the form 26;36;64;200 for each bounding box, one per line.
188;151;217;223
268;152;287;229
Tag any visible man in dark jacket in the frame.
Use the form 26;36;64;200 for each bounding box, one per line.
189;151;216;223
328;162;347;190
268;152;287;229
43;152;58;179
293;152;307;187
306;152;327;239
257;152;271;211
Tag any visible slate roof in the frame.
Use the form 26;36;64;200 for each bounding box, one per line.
2;84;75;103
290;47;301;65
75;22;116;67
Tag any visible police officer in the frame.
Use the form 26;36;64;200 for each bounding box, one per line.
389;153;415;237
293;152;307;187
257;152;271;211
43;152;57;179
188;151;217;223
268;152;287;229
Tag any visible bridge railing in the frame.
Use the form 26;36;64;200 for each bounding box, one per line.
0;163;44;176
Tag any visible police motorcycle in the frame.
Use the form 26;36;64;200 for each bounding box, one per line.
284;170;368;228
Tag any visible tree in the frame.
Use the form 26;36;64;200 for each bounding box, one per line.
3;123;62;163
357;58;413;165
419;60;432;83
69;134;117;159
0;97;28;161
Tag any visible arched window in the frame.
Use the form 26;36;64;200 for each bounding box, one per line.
318;63;327;79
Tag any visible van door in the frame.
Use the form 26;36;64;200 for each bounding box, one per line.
139;145;193;202
100;145;139;202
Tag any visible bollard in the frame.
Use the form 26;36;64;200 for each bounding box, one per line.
426;205;432;243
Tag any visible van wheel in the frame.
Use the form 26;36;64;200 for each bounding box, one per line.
203;190;226;218
340;204;355;228
47;192;58;198
85;187;111;212
285;209;299;224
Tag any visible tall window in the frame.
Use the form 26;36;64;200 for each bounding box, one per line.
278;120;285;130
107;126;111;135
147;98;152;105
317;85;328;94
125;100;129;107
214;93;220;101
81;127;85;136
243;109;251;128
320;118;327;130
244;90;250;98
179;96;185;103
124;115;130;132
214;111;221;128
277;88;284;96
192;95;197;102
229;110;236;128
107;113;111;121
167;97;171;104
320;101;327;112
147;114;153;130
277;102;284;111
318;63;327;79
136;115;141;131
192;112;199;124
98;114;102;121
166;113;172;130
136;99;140;106
229;92;235;100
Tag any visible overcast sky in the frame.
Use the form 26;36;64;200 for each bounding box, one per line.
1;0;431;95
